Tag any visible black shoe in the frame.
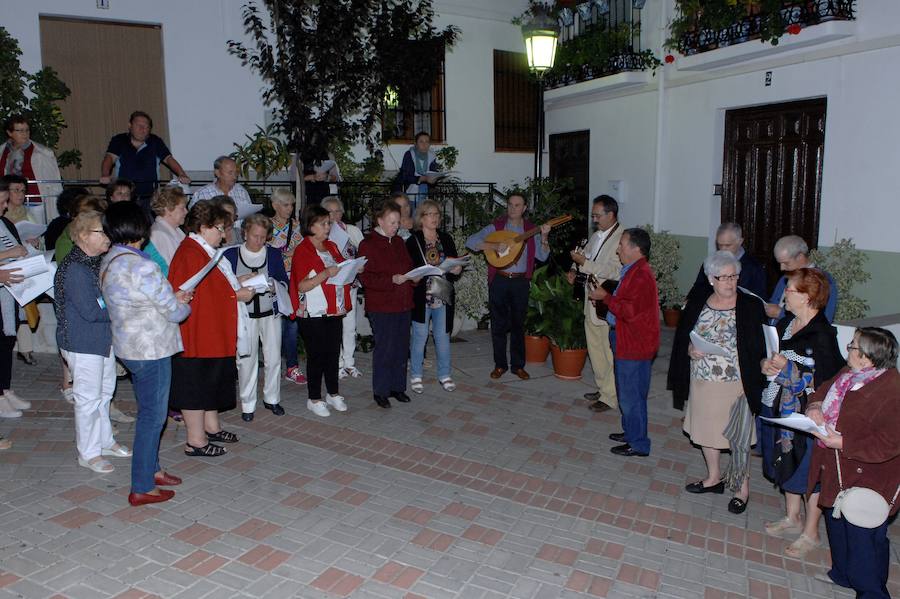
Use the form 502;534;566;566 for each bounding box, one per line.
584;391;600;402
589;401;612;413
264;402;285;416
16;352;36;365
685;480;725;494
608;432;626;443
241;412;254;422
374;395;391;408
391;391;411;403
610;443;648;457
727;497;748;514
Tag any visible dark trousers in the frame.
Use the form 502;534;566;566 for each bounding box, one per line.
488;276;529;370
610;330;652;455
823;507;891;598
368;311;410;397
282;318;299;369
297;316;343;400
0;334;14;390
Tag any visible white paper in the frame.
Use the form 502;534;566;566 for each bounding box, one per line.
1;254;55;305
424;170;456;179
763;324;780;358
404;265;442;279
761;413;829;436
0;254;49;278
738;286;766;304
326;257;367;286
241;272;270;293
328;222;350;250
273;281;295;317
167;177;192;194
178;248;228;291
15;221;47;241
689;330;729;357
438;255;472;273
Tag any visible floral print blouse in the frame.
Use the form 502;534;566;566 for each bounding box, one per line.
690;304;740;382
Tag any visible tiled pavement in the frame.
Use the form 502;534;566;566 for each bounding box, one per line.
0;329;896;599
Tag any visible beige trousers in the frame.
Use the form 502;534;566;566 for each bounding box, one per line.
585;318;617;409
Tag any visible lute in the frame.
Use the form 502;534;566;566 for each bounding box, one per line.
484;215;573;269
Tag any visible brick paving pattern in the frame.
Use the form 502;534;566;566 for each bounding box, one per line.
1;329;896;598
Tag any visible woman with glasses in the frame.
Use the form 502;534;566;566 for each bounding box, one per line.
668;251;767;514
167;201;256;457
406;200;463;393
759;267;844;558
269;189;306;385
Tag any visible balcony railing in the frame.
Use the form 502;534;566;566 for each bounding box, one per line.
670;0;856;57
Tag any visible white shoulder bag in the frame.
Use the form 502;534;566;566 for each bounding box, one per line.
831;449;900;529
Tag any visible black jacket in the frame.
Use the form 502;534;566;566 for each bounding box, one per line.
774;310;844;396
406;229;460;334
667;289;768;413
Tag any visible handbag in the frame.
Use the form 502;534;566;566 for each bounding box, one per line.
831;449;900;529
415;234;453;305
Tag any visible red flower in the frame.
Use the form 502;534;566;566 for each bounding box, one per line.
786;23;802;35
664;54;675;64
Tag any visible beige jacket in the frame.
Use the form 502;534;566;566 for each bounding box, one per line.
577;222;624;325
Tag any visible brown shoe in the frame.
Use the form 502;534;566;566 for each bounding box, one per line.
589;400;612;413
512;368;530;380
490;367;507;379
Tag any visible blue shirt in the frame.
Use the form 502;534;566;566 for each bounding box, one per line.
465;222;550;274
606;260;637;328
769;265;838;324
106;132;172;197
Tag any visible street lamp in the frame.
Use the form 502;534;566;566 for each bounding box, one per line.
522;7;559;181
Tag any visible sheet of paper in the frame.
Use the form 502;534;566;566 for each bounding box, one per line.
424;170;457;179
738;286;766;303
438;255;472;273
689;330;729;357
7;269;54;305
326;257;367;286
15;221;47;241
273;281;295;317
178;248;228;291
328;222;350;250
404;265;442;279
763;324;779;358
0;254;49;278
761;413;829;436
241;272;270;293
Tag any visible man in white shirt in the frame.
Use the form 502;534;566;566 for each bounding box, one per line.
189;156;255;213
567;195;623;413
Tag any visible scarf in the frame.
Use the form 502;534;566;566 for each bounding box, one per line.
413;150;429;175
188;233;251;357
817;367;885;447
722;393;753;492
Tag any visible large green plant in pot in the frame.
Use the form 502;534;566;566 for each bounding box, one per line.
529;269;587;351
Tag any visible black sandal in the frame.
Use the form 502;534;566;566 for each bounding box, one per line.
184;443;226;457
206;430;239;443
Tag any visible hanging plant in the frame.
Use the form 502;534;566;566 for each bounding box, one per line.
665;0;793;54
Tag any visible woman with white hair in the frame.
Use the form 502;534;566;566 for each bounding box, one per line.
269;188;306;385
667;250;767;514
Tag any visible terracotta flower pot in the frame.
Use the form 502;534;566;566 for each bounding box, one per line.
550;345;588;380
525;335;551;363
663;307;682;328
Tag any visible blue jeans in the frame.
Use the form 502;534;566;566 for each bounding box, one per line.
610;330;652;455
824;507;891;598
282;317;298;369
410;305;451;380
120;357;171;494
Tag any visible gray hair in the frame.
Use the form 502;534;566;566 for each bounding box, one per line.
716;222;742;239
270;187;295;206
774;235;808;259
321;196;344;211
856;327;899;369
213;155;235;171
703;250;742;278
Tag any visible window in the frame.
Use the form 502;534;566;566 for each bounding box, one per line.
386;59;445;143
493;50;538;153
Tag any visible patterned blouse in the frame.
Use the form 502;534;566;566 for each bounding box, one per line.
690;304;740;382
270;217;303;272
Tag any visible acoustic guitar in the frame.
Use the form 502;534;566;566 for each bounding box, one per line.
484;215;573;269
588;275;619;321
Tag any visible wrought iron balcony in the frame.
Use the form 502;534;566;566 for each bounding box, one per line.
669;0;856;57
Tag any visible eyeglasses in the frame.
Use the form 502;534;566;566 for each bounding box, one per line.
784;287;801;294
89;229;107;236
846;343;859;352
591;211;608;218
214;225;226;233
713;274;739;281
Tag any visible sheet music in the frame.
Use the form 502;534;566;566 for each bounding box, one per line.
178;248;228;291
241;272;270;293
0;254;55;305
689;330;729;357
761;414;829;436
328;222;350;250
404;265;442;279
273;281;295;317
438;255;471;273
326;257;367;286
15;221;47;241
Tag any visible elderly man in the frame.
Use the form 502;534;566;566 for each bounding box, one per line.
1;116;63;220
101;111;190;218
765;235;837;323
190;156;254;214
590;228;660;457
567;195;623;413
686;222;766;303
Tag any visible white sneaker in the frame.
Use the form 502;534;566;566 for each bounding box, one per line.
101;443;133;457
108;403;135;423
3;391;31;410
78;456;114;473
307;400;331;417
325;394;347;412
0;397;22;418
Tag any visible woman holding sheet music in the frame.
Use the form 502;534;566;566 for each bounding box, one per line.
0;181;30;424
289;205;351;418
406;200;463;394
759;267;843;559
668;251;767;515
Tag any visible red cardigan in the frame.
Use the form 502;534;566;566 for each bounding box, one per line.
603;258;660;361
168;237;237;358
358;230;413;313
289;237;352;317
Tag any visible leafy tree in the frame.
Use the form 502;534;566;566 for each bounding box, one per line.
227;0;458;175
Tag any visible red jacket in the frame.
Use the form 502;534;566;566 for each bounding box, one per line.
168;237;237;358
604;257;660;360
358;230;414;313
289;237;352;317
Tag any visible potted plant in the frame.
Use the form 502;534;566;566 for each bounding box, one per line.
530;270;588;379
524;266;552;363
810;238;870;321
645;224;685;327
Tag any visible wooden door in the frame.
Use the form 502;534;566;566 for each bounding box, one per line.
721;99;827;292
39;17;169;182
549;130;590;252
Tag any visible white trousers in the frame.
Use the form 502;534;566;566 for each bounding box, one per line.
237;314;282;413
339;287;359;369
62;349;116;460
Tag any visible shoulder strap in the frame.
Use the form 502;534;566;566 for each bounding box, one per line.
100;251;133;286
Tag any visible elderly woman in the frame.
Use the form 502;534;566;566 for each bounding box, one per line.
668;251;767;513
0;182;30;421
289;205;350;417
148;185;188;275
358;201;418;408
101;202;192;505
54;210;132;473
760;267;844;558
322;196;364;379
406;200;463;393
224;214;287;421
168;201;256;457
209;195;240;244
806;328;900;597
269;188;306;385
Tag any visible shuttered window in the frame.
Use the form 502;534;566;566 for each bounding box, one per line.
493;50;538;153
